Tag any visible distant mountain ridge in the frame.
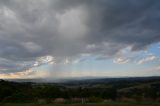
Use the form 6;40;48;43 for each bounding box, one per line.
2;76;160;83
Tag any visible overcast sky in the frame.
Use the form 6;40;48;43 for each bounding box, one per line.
0;0;160;79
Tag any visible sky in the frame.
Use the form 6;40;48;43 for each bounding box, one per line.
0;0;160;79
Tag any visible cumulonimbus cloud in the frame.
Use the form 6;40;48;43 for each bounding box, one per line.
0;0;160;73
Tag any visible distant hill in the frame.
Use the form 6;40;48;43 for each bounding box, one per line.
3;76;160;83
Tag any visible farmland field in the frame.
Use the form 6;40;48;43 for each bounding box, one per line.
1;102;160;106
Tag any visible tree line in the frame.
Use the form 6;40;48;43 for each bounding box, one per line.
0;79;160;103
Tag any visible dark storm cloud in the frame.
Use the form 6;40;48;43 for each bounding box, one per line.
0;0;160;73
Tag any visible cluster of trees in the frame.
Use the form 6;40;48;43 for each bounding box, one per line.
0;80;117;103
0;79;160;103
118;83;160;101
0;80;34;102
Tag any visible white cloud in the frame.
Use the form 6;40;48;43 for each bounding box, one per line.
113;57;129;64
137;55;157;64
35;55;56;66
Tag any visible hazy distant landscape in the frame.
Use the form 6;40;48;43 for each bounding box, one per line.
0;77;160;106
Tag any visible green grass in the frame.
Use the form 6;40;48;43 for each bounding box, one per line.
1;102;160;106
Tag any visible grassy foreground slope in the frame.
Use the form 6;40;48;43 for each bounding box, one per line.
1;102;160;106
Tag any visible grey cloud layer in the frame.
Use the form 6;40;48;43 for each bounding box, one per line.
0;0;160;73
